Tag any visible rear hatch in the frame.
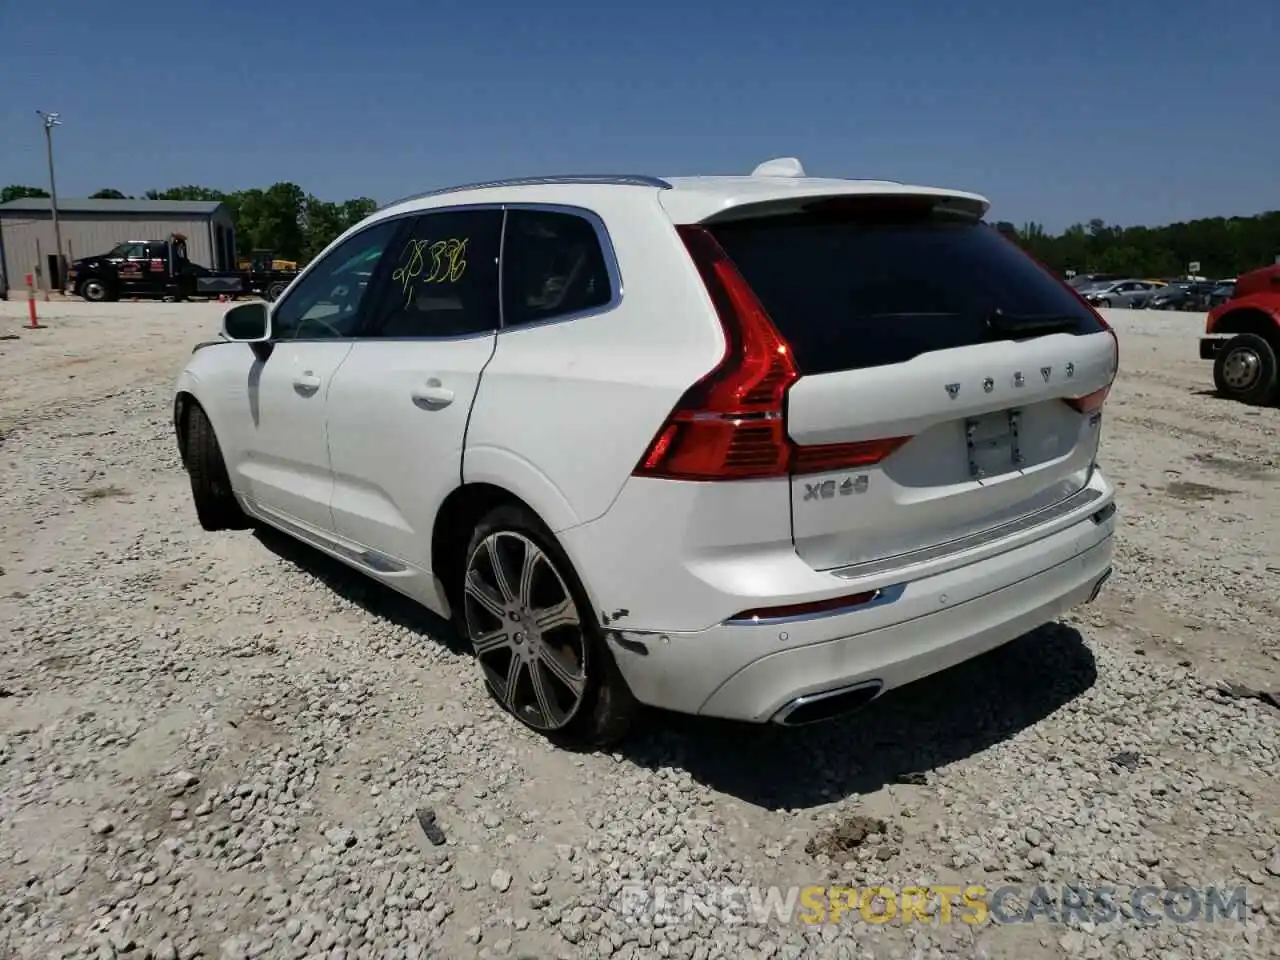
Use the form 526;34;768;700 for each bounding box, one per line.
706;196;1117;573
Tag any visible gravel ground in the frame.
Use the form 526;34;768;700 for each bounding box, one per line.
0;301;1277;960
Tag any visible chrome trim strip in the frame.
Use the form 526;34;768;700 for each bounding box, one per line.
830;486;1105;581
771;680;883;726
356;549;409;574
378;175;672;211
725;582;907;626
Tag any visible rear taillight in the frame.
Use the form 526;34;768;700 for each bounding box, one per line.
1064;386;1110;414
634;225;909;481
635;225;797;480
1059;291;1118;416
790;437;911;474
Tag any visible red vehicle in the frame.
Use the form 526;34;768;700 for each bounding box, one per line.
1199;263;1280;405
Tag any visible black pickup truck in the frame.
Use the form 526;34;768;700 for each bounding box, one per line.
67;234;298;303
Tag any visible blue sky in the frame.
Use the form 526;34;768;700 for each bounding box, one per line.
3;0;1275;232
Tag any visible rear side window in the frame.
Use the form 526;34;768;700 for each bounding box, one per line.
710;200;1107;375
501;209;613;327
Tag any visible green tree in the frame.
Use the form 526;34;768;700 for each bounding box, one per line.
1003;211;1280;279
144;185;228;202
1;185;51;203
89;188;128;199
233;182;308;261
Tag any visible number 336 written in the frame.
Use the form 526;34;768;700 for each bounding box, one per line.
392;237;468;303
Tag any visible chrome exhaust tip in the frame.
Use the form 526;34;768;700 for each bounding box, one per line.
771;680;883;727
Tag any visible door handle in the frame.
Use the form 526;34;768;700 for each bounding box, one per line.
293;372;321;392
411;380;454;408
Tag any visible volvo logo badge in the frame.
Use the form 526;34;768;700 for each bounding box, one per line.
1041;366;1052;382
945;383;960;398
982;377;994;393
1013;372;1025;387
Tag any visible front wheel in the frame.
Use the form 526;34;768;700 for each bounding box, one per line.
265;281;288;301
79;279;113;302
1213;333;1279;406
460;505;637;748
183;404;250;530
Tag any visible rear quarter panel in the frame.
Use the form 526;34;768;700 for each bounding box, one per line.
464;189;726;532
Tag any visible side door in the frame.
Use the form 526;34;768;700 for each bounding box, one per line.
143;242;172;296
227;217;402;537
325;207;504;600
115;242;149;295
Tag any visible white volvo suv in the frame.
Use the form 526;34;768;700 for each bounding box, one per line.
174;159;1118;747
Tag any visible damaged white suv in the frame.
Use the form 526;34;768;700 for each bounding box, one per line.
174;158;1118;747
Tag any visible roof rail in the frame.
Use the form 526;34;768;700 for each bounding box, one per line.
378;174;672;211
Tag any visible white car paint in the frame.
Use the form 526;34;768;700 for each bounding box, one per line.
175;164;1117;729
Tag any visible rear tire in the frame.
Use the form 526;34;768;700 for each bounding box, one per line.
265;281;288;301
183;403;249;530
1213;333;1279;406
459;505;637;748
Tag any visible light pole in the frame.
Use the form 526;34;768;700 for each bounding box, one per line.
36;110;64;292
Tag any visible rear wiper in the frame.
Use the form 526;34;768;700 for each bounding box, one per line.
986;310;1080;336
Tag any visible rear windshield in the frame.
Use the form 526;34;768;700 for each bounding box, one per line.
709;200;1107;375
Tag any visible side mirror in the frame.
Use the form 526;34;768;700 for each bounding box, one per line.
221;301;271;342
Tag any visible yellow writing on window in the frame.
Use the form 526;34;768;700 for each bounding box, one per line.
392;237;469;307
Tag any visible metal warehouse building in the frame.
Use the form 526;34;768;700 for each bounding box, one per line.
0;198;236;295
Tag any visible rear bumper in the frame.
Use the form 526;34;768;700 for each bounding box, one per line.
589;496;1115;723
1200;337;1225;360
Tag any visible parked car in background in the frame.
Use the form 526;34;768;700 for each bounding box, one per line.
172;160;1117;746
1067;273;1119;290
1208;280;1236;308
1200;264;1280;404
1081;279;1163;308
1147;281;1216;311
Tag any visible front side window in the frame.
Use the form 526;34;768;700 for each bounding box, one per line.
364;208;503;338
500;209;613;328
271;219;400;341
109;242;147;259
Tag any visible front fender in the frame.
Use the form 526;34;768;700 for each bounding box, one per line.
1206;296;1280;334
172;369;204;457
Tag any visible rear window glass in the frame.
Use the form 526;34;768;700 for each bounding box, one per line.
710;201;1107;375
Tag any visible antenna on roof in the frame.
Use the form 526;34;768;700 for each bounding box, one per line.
751;157;805;178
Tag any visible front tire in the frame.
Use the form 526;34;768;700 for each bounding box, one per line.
265;281;288;301
183;404;250;530
460;505;637;748
1213;333;1279;406
79;279;112;302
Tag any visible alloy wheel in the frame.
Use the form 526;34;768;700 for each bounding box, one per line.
462;531;589;731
